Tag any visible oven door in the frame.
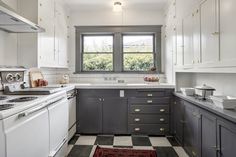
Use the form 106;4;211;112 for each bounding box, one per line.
4;106;49;157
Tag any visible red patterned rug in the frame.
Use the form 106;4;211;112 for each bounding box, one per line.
93;146;157;157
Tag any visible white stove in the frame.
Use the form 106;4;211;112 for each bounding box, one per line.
0;67;69;157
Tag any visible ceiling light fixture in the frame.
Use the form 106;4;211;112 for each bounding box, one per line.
113;2;122;12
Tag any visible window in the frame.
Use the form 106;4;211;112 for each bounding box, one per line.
123;35;155;71
82;35;113;71
76;26;161;73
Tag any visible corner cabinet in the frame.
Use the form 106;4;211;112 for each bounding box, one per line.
173;95;236;157
17;0;68;68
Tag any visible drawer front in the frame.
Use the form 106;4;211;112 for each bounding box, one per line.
129;115;169;124
136;91;166;97
129;124;169;135
130;105;169;114
129;98;170;105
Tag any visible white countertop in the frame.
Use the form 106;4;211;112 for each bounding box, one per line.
59;83;175;89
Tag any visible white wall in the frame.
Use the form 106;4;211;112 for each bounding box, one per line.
176;72;236;97
0;0;18;66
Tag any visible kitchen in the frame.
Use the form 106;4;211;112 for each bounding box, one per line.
0;0;236;157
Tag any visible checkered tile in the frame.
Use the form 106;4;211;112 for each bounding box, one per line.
67;135;189;157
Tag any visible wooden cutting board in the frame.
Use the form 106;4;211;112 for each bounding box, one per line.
29;68;44;88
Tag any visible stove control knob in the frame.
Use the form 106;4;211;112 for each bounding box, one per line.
15;73;22;82
6;73;14;83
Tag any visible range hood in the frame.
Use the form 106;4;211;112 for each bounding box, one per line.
0;0;45;33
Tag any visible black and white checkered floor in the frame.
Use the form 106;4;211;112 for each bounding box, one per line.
67;135;189;157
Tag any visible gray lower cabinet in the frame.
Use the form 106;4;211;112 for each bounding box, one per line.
77;89;173;135
217;120;236;157
173;97;185;144
201;110;217;157
183;101;201;157
174;95;236;157
102;98;127;134
78;97;102;134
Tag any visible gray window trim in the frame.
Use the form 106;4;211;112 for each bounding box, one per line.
75;26;162;74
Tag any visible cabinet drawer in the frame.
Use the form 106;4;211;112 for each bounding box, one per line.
129;115;169;124
129;98;170;105
130;105;169;114
136;91;166;97
129;124;169;135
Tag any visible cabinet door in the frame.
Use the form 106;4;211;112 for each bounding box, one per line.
38;0;56;67
193;8;201;64
55;2;68;67
200;0;219;65
201;110;217;157
184;102;201;157
217;120;236;157
78;97;102;134
103;98;128;134
183;13;194;66
219;0;236;66
176;19;184;66
174;97;185;145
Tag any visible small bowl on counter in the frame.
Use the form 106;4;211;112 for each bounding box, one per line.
210;95;236;110
180;88;195;96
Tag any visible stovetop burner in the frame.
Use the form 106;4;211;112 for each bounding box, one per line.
8;97;38;103
0;104;14;111
0;96;8;101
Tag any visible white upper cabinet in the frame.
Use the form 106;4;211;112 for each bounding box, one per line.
192;8;201;65
219;0;236;66
55;2;68;68
200;0;219;65
175;19;184;67
17;0;68;68
183;13;194;67
38;0;56;67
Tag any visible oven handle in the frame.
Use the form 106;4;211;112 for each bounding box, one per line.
18;97;65;119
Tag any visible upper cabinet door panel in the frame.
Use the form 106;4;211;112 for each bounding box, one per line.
219;0;236;66
176;19;184;66
183;13;194;66
200;0;219;65
193;8;201;64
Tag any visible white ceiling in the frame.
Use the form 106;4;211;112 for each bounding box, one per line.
65;0;168;12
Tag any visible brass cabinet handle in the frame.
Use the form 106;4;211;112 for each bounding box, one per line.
160;128;165;132
134;118;140;122
134;128;140;131
147;93;153;97
212;32;220;35
160;109;165;112
192;151;197;156
147;100;153;103
134;109;141;112
160;118;165;122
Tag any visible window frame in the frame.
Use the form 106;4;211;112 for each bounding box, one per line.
121;34;156;72
81;34;115;72
75;26;162;74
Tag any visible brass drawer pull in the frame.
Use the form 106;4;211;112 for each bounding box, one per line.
160;128;165;132
134;109;141;112
160;109;165;112
134;128;140;131
147;100;153;103
147;94;153;97
134;118;140;122
160;118;165;122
